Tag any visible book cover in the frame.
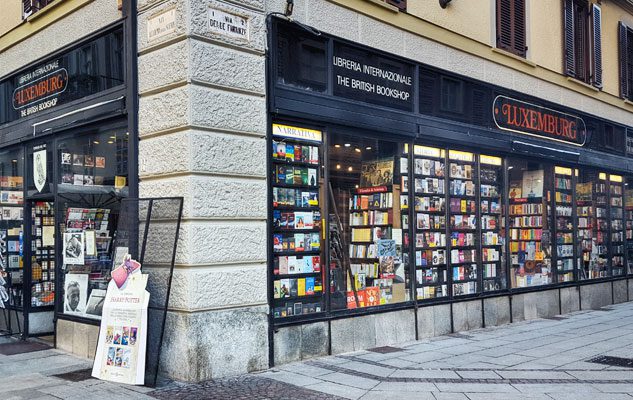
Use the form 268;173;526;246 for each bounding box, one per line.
294;168;304;185
306;277;315;295
308;168;317;186
273;234;283;252
294;145;302;162
298;278;306;296
285;144;294;160
279;256;288;274
313;256;321;272
274;281;281;299
285;167;294;185
365;286;380;307
303;256;313;273
276;165;286;184
289;279;298;297
301;145;310;163
287;256;298;274
280;279;290;297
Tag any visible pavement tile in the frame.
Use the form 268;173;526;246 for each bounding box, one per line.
546;393;633;400
464;393;552;400
389;369;461;379
304;381;367;400
455;370;501;379
278;362;335;377
511;383;601;393
258;370;324;386
371;382;438;392
319;372;380;390
591;383;633;393
360;390;435;399
434;383;519;393
431;393;469;400
568;370;633;380
495;370;575;380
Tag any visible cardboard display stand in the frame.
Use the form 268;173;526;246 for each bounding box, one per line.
92;271;149;385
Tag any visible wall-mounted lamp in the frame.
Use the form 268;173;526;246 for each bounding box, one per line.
439;0;452;8
285;0;294;17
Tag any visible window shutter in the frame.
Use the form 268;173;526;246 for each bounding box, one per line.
563;0;576;77
591;4;602;88
619;22;629;99
22;0;33;19
513;0;526;57
497;0;513;52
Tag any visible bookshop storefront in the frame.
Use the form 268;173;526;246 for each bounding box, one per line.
268;17;633;363
0;21;135;354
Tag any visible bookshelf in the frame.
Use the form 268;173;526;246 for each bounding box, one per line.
610;175;625;276
271;135;323;319
554;167;574;283
412;145;448;300
1;175;25;310
509;196;551;288
30;202;55;308
479;155;504;292
626;181;633;275
448;150;478;296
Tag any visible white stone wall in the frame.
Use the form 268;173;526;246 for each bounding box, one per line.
137;0;269;381
0;0;122;77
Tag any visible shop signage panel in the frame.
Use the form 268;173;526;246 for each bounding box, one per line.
493;95;587;146
332;41;414;112
0;29;124;125
272;124;322;142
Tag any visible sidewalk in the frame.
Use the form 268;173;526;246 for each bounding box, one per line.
2;302;633;399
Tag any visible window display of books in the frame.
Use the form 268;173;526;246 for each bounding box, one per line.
578;177;609;279
554;167;574;282
31;202;55;307
60;152;110;187
625;182;633;275
62;207;114;319
413;145;447;299
271;137;323;318
448;150;478;296
509;196;552;288
480;155;504;292
610;176;625;276
1;174;24;309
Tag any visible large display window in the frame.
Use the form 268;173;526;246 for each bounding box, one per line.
0;149;25;310
329;133;409;310
554;166;575;282
57;129;129;320
508;159;553;288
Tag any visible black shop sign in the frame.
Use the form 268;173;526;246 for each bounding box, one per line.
332;42;414;112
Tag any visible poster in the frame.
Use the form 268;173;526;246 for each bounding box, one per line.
33;148;47;193
522;170;544;198
63;232;84;265
64;273;88;314
42;226;55;247
92;272;149;385
360;158;393;187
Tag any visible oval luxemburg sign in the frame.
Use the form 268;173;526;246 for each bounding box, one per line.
492;95;587;147
12;68;69;110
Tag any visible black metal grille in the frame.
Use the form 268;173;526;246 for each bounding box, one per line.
588;356;633;368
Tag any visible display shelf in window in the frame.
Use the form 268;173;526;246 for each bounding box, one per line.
270;128;324;319
0;167;25;310
554;167;575;283
448;150;478;296
480;155;505;292
609;175;625;276
509;197;552;288
576;173;608;280
31;202;55;308
412;145;447;300
625;178;633;275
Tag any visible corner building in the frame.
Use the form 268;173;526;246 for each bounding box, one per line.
139;0;633;381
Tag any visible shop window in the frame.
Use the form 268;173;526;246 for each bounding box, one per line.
271;125;324;318
610;175;625;276
480;155;506;291
0;149;25;310
496;0;527;57
23;0;55;19
276;24;327;92
625;177;633;274
576;170;608;279
440;77;463;114
554;166;575;282
563;1;602;88
58;130;129;320
619;22;633;100
329;135;409;310
626;129;633;156
508;159;553;288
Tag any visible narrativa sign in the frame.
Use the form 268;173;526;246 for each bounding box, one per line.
493;95;587;146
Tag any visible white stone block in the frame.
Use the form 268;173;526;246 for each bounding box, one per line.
139;40;189;94
139;86;190;136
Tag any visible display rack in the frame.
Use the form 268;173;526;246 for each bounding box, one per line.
625;181;633;275
412;145;447;299
271;135;323;318
448;150;478;296
509;196;551;287
609;175;625;276
479;155;504;292
554;167;574;282
1;176;24;314
30;202;55;308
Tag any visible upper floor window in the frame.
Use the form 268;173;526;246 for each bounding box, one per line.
619;22;633;100
563;0;602;88
496;0;527;58
385;0;406;12
22;0;55;19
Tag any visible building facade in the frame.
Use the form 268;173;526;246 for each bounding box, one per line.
4;0;633;384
